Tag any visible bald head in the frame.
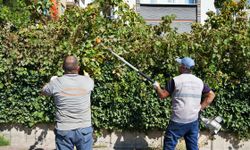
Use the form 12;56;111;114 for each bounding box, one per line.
63;56;79;74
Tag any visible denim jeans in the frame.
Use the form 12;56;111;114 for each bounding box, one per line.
55;126;93;150
163;119;199;150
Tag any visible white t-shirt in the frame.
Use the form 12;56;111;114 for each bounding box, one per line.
42;74;94;130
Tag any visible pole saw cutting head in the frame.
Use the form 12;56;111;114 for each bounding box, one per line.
200;115;223;134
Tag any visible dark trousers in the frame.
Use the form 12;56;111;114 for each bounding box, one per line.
55;126;93;150
163;119;199;150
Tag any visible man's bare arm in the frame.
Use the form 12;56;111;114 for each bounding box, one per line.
154;82;170;99
156;88;170;99
41;76;57;96
41;85;47;95
201;90;215;110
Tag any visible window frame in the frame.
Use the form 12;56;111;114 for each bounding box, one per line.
140;0;197;5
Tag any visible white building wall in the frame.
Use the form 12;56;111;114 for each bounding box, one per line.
78;0;93;8
125;0;136;8
200;0;216;23
84;0;94;7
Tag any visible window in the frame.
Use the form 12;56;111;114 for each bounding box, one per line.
140;0;196;4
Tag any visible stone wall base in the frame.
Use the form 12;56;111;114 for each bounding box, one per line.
0;124;249;150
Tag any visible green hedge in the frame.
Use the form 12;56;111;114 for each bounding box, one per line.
0;1;249;138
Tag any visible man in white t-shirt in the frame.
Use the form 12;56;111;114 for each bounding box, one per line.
42;56;94;150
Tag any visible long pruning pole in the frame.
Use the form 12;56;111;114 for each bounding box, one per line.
106;48;155;83
95;38;154;83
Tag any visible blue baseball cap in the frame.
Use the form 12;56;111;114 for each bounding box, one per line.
176;57;195;69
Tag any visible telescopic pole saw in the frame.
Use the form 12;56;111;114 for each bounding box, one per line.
106;48;155;84
105;45;224;134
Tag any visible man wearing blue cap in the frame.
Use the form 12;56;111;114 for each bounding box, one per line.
153;57;215;150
